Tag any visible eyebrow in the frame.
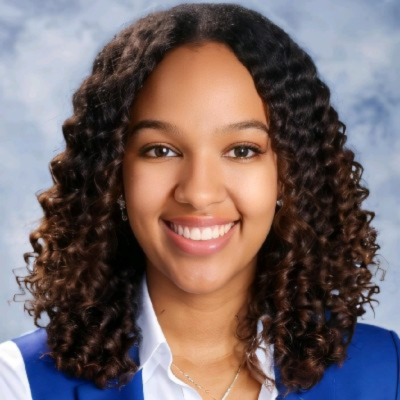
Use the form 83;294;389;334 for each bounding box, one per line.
130;118;269;136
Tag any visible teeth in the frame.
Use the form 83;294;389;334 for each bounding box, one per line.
212;227;219;239
191;228;201;240
170;222;235;241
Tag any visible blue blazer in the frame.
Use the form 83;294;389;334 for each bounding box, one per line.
13;323;400;399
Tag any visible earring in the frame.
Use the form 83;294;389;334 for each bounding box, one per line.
276;198;283;207
117;195;128;221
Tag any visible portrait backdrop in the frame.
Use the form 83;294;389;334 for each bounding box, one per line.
0;0;399;341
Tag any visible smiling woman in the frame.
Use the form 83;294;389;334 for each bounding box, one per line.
0;2;399;400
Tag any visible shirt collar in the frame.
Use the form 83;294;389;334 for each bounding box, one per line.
136;275;172;383
136;275;277;394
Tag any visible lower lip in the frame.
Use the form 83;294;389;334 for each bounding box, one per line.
162;220;239;256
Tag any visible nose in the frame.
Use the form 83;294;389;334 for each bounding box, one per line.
174;153;227;210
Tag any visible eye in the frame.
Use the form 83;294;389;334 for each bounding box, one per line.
141;144;179;158
224;144;263;159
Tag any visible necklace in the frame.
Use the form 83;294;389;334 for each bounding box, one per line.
171;361;242;400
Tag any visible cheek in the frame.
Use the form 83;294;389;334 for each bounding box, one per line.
229;163;278;222
123;163;173;222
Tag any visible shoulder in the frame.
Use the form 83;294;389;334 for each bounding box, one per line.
9;329;94;399
327;323;399;400
8;328;144;400
348;322;400;367
12;328;48;363
283;323;400;400
352;321;400;346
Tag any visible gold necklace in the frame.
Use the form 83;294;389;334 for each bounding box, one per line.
171;361;242;400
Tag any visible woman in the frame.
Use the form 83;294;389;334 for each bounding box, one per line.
0;3;398;399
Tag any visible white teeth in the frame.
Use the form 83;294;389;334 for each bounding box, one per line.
170;222;235;241
183;227;190;239
191;228;201;240
212;226;219;239
201;227;213;240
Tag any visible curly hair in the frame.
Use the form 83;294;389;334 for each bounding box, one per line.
19;2;381;394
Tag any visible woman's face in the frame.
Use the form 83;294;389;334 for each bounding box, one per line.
123;42;278;295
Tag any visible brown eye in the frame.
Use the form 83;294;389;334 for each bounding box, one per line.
234;146;251;158
225;144;262;159
154;146;171;157
141;145;179;158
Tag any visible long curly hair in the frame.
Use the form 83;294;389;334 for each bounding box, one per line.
19;2;381;394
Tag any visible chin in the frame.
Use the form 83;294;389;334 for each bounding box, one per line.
176;281;222;295
170;268;242;296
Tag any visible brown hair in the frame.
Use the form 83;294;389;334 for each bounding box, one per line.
19;2;380;394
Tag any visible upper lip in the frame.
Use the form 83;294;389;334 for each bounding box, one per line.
164;216;239;227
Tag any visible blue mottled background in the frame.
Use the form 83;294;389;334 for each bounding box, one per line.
1;0;399;341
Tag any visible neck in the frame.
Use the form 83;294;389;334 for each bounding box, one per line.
146;265;255;364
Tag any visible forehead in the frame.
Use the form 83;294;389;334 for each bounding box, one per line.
130;41;268;129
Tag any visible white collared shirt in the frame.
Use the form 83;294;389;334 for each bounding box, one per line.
137;276;278;400
0;277;278;399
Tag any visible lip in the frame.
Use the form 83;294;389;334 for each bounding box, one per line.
164;216;239;227
161;219;239;256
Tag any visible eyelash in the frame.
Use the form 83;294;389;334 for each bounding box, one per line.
140;142;264;160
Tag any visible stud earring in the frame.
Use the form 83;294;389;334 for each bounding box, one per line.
276;198;283;207
117;195;128;221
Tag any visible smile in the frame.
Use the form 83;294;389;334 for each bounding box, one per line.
168;222;235;241
162;219;239;256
